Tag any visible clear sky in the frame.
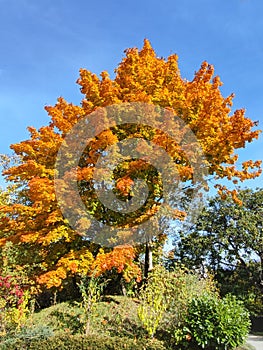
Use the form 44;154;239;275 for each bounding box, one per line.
0;0;262;189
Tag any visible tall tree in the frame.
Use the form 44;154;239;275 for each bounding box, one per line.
173;188;263;308
0;40;261;290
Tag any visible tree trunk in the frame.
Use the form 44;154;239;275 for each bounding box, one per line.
144;240;153;279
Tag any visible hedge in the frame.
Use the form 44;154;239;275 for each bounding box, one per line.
0;334;166;350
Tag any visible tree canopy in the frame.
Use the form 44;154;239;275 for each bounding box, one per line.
0;40;261;291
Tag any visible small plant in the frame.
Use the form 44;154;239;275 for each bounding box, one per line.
77;274;108;335
138;266;172;338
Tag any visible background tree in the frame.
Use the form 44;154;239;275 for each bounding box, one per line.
0;40;261;293
173;187;263;314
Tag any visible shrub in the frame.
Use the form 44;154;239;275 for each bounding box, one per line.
163;266;217;330
76;274;106;335
137;265;217;340
138;265;170;338
0;334;166;350
0;324;54;349
174;293;251;350
0;275;30;335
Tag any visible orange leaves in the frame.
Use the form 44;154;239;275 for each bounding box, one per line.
77;70;121;111
77;167;94;181
193;61;214;84
76;217;91;232
99;71;121;106
37;267;67;289
4;160;54;182
11;125;62;161
37;248;94;289
36;246;141;289
28;177;55;205
116;176;134;197
46;98;85;134
214;185;243;206
92;246;141;282
177;166;193;181
45;39;261;192
242;160;262;170
0;39;261;292
89;129;119;153
4;125;62;185
116;40;182;104
77;70;101;106
214;160;262;186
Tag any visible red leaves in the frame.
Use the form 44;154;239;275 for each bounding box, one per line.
0;275;25;308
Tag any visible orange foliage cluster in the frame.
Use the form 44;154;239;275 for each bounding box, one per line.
37;245;140;289
92;245;142;283
0;40;261;290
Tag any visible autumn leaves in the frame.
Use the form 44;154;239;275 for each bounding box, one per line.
0;40;261;291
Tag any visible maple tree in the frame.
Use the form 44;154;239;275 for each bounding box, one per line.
0;40;261;291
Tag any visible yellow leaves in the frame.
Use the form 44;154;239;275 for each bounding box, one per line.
39;226;71;245
37;249;94;289
58;248;94;275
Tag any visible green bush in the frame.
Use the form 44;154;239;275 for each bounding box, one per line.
174;293;251;350
0;334;166;350
137;265;217;340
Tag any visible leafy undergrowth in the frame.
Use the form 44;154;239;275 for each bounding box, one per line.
0;296;153;349
0;296;253;350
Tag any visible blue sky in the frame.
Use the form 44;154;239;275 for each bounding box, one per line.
0;0;262;189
